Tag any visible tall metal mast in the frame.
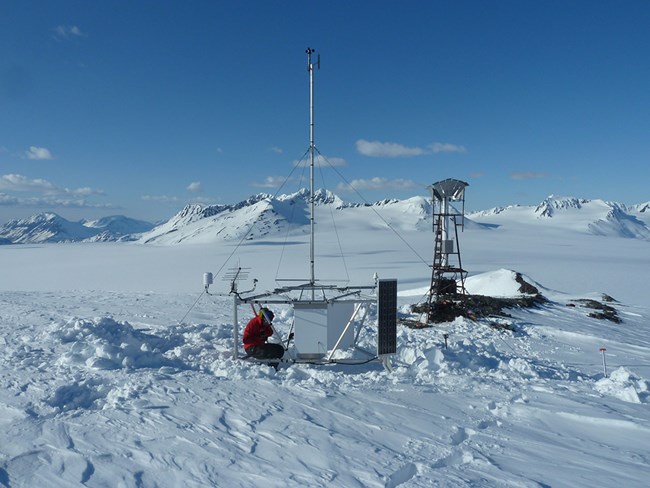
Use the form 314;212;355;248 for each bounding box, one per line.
227;49;396;368
306;47;318;286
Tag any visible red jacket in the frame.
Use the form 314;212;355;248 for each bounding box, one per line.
243;315;273;350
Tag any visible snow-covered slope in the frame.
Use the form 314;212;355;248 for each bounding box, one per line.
469;195;650;239
140;194;310;245
140;191;436;245
629;201;650;227
82;215;154;240
139;190;428;245
0;213;97;243
142;192;650;246
0;213;154;243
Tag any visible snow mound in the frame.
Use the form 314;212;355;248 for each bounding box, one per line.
595;367;649;404
399;268;543;298
52;317;186;370
46;377;110;411
465;269;542;297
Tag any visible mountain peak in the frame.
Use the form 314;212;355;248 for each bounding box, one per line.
534;195;588;217
277;188;345;207
635;202;650;213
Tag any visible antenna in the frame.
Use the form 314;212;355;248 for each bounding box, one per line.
223;265;256;295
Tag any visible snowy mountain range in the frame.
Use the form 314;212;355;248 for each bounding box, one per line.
0;213;154;244
469;195;650;239
1;192;649;245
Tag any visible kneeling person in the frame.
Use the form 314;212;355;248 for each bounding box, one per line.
243;307;285;359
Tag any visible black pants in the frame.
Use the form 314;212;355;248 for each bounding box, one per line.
245;343;285;359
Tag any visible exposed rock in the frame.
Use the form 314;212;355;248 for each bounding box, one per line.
409;293;547;325
575;299;621;323
515;272;540;295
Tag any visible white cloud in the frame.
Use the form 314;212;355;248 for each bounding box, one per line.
252;176;291;188
53;25;84;40
45;198;113;209
336;177;419;193
186;181;202;193
270;146;284;154
189;196;218;205
356;140;425;158
0;174;104;198
0;193;113;209
25;146;54;160
511;171;548;181
293;154;346;167
429;142;467;154
0;174;57;191
63;186;105;197
0;174;109;211
356;139;468;157
141;195;181;203
0;193;19;205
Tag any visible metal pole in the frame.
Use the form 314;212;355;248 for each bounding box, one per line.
441;197;449;267
307;47;316;287
327;303;362;361
233;295;239;360
600;347;607;377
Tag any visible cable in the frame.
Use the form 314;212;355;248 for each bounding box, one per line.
275;156;310;281
289;356;380;366
494;329;520;355
469;318;521;356
331;356;379;366
177;289;207;325
316;147;431;268
212;148;311;282
317;160;350;283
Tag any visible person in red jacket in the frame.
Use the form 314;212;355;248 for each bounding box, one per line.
242;307;285;359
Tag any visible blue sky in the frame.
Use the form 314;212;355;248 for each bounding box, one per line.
1;0;649;224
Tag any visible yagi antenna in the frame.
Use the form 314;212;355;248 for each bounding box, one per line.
223;266;249;283
223;265;257;295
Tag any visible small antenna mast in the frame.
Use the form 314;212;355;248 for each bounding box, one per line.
306;47;318;286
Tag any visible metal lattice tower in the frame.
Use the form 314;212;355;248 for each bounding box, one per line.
426;178;469;322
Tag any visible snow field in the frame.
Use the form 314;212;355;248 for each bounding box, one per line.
1;272;649;487
1;206;650;487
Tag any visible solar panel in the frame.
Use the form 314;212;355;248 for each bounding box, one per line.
377;279;397;356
